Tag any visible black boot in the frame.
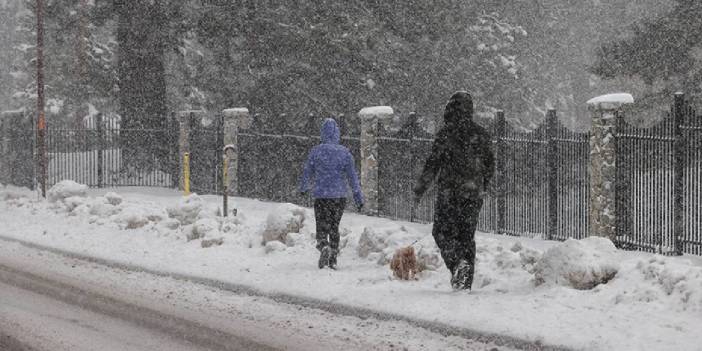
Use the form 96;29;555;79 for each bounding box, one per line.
318;245;331;269
328;249;338;270
452;260;472;291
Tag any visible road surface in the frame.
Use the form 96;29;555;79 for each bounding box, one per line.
0;240;520;351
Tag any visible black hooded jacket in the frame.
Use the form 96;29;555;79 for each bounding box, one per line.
414;91;495;199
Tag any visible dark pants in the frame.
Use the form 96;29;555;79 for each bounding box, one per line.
314;198;347;252
432;196;483;275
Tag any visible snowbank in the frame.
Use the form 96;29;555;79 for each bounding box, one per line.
613;256;702;312
3;185;702;350
534;237;619;289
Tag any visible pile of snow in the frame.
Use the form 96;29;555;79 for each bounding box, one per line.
0;184;33;202
534;237;619;290
470;239;542;290
47;180;88;203
265;240;288;254
260;203;311;246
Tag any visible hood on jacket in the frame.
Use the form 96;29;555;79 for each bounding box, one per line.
321;118;340;144
443;91;473;130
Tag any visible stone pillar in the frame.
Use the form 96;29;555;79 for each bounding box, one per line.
359;106;394;215
222;108;251;196
587;93;634;241
177;110;203;191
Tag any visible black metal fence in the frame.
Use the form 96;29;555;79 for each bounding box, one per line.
237;113;361;209
3;95;702;256
188;113;223;195
0;111;35;189
378;110;591;241
1;113;180;189
615;94;702;255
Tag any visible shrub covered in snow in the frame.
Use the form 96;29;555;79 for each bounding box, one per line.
416;244;443;272
47;180;88;203
188;218;220;241
166;194;204;225
357;225;429;267
261;203;308;245
534;237;619;290
104;192;123;206
116;205;168;230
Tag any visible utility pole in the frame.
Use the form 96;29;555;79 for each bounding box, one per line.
36;0;47;197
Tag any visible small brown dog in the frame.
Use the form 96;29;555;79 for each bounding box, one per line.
390;246;419;280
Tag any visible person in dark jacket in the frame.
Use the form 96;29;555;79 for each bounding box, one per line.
300;118;364;269
413;91;495;290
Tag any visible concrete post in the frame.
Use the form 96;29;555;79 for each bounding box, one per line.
359;106;393;215
587;93;634;241
222;108;251;196
177;110;204;191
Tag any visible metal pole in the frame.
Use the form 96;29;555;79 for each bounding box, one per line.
36;0;47;197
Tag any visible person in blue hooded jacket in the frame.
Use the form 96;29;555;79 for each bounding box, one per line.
300;118;364;269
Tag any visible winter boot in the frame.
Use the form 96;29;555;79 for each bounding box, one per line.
318;245;331;269
328;249;338;270
452;260;473;291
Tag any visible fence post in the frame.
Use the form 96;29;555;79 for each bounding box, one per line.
587;94;634;241
673;92;686;255
359;106;393;216
614;108;632;248
495;110;506;234
177;110;201;192
222;108;250;198
96;113;104;188
546;109;558;240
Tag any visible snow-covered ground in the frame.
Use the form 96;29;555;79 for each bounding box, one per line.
1;181;701;351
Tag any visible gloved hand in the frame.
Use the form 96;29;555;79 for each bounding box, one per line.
356;203;364;212
300;191;308;197
413;193;422;206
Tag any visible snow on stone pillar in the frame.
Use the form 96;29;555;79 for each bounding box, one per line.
359;106;393;215
587;93;634;241
222;108;251;196
177;110;203;191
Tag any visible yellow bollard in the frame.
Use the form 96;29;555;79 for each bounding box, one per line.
183;152;191;196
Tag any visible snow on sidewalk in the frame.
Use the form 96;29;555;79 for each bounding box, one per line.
1;181;701;351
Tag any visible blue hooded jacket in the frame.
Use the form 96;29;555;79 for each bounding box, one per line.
299;119;364;206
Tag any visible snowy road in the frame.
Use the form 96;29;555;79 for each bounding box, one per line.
0;241;518;351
